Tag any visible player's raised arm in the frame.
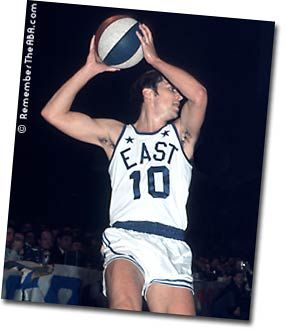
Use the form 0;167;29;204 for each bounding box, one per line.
41;35;123;151
136;24;207;159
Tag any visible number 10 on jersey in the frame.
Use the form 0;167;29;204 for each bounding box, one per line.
129;166;170;199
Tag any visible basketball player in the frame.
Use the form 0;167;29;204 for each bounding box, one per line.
41;23;207;315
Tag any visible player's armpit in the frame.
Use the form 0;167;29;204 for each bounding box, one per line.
175;89;207;158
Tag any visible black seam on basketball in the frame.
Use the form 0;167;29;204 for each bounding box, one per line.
104;22;141;65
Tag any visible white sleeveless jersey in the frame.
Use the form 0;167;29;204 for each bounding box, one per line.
108;123;193;230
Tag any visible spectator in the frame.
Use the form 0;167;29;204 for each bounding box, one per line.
27;229;55;264
65;237;87;267
22;230;38;262
5;231;24;261
85;235;104;270
71;227;81;239
211;271;251;319
5;226;15;249
38;229;54;249
24;231;36;248
210;258;225;280
50;231;73;264
71;238;83;252
51;226;60;240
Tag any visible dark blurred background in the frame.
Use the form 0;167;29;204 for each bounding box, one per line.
8;1;274;267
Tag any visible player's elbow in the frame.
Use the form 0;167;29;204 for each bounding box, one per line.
192;86;207;107
41;106;48;119
41;104;62;124
41;106;53;122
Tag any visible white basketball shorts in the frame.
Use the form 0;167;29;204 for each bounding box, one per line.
101;226;194;301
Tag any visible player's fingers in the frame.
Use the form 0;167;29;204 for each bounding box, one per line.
140;23;152;43
138;24;149;42
94;51;101;62
89;35;95;51
136;30;145;44
142;24;153;42
106;67;121;72
92;40;102;62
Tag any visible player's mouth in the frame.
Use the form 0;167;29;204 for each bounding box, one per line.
173;102;180;110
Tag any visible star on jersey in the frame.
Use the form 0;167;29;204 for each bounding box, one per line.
161;130;170;137
125;136;134;144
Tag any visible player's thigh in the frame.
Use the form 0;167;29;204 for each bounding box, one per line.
146;283;196;316
105;258;145;310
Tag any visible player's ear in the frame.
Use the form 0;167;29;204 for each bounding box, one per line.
142;88;154;101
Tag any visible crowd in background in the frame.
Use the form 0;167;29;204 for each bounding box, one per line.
192;256;253;319
193;255;253;283
4;221;103;270
4;221;253;319
5;221;253;278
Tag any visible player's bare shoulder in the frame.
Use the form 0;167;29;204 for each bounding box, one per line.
93;118;125;159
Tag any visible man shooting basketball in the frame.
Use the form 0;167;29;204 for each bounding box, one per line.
41;23;207;315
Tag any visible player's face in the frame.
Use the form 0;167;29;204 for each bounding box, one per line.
154;79;183;120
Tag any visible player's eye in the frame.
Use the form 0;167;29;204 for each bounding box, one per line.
168;86;176;92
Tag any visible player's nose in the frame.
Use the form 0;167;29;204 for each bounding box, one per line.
175;91;183;101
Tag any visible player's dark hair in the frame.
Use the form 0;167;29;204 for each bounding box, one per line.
130;69;164;110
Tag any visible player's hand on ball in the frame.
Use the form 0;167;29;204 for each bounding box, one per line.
85;35;120;74
136;24;159;65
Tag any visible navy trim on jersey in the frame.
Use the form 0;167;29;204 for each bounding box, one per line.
112;220;185;241
108;124;127;167
171;123;194;166
130;124;169;135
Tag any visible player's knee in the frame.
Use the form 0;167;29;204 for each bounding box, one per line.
109;295;142;311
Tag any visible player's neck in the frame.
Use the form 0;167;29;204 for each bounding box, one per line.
134;107;167;133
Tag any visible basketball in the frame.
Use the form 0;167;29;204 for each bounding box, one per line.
95;15;144;69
